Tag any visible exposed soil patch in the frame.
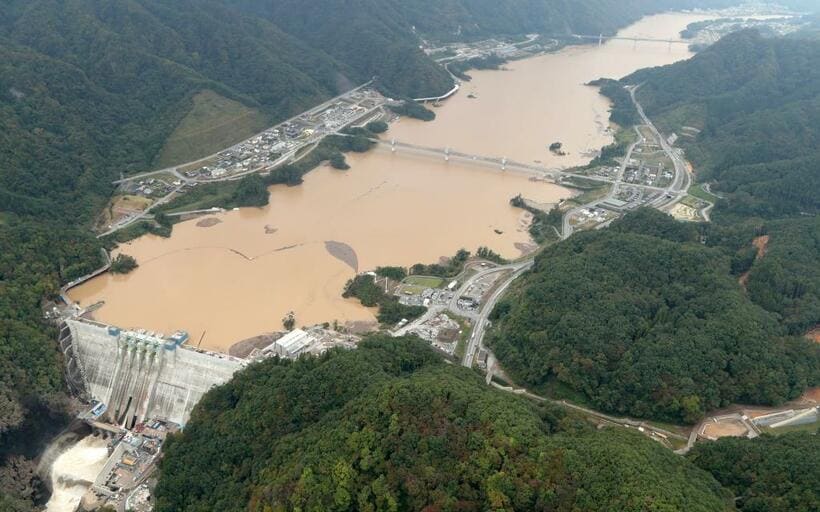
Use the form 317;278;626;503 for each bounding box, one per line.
229;331;283;358
343;320;379;334
801;387;820;404
196;217;222;228
515;242;539;256
739;235;770;289
701;420;748;439
324;241;358;272
752;235;770;258
96;194;153;231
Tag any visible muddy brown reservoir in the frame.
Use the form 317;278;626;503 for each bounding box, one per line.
70;13;719;352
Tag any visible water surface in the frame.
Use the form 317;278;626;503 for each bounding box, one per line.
45;436;109;512
71;12;718;352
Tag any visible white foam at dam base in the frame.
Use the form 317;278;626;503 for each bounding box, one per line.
45;436;109;512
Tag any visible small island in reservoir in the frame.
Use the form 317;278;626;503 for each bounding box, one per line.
549;141;567;155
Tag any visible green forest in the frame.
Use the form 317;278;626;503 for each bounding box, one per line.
488;209;819;423
688;432;819;512
624;30;820;334
489;31;820;425
343;275;427;326
154;336;734;512
2;1;820;510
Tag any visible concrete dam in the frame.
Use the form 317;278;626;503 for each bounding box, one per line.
60;319;243;427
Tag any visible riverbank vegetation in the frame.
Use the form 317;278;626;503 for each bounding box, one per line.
489;30;820;425
154;336;733;512
342;275;426;326
510;194;562;243
231;174;270;207
151;127;380;220
449;55;507;80
374;266;407;281
388;100;436;121
410;248;471;278
344;248;481;325
476;246;507;264
110;254;138;275
583;124;638;169
364;121;389;134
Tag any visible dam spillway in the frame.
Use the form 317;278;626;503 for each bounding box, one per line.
61;319;242;427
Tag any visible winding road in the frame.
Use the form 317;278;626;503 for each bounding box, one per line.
457;84;696;374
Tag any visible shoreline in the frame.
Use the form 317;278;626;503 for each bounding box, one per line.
69;11;715;353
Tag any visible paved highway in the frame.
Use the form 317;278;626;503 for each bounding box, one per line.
458;261;533;367
112;81;375;187
97;183;185;238
459;84;696;370
561;125;642;239
628;85;691;210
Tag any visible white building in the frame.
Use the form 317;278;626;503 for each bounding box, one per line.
271;329;314;359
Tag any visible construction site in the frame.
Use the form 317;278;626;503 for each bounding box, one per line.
698;405;819;441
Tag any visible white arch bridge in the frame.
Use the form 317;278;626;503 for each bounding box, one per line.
553;33;690;49
346;135;669;194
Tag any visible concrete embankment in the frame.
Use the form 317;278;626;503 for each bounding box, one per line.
60;248;111;305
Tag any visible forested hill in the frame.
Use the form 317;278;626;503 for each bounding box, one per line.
224;0;737;44
155;336;732;512
0;0;348;220
488;210;820;423
490;29;820;423
621;30;820;335
0;2;747;509
687;432;819;512
626;30;819;221
0;0;735;219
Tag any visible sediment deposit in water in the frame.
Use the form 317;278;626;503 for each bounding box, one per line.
70;12;720;353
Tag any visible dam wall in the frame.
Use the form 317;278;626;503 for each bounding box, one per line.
64;319;242;427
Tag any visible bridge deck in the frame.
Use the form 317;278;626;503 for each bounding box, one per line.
565;34;689;44
367;137;667;193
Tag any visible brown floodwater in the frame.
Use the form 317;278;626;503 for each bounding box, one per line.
71;12;719;352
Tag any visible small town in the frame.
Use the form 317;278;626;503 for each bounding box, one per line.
5;3;817;512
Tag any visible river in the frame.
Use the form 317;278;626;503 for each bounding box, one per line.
44;436;109;512
70;12;721;353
